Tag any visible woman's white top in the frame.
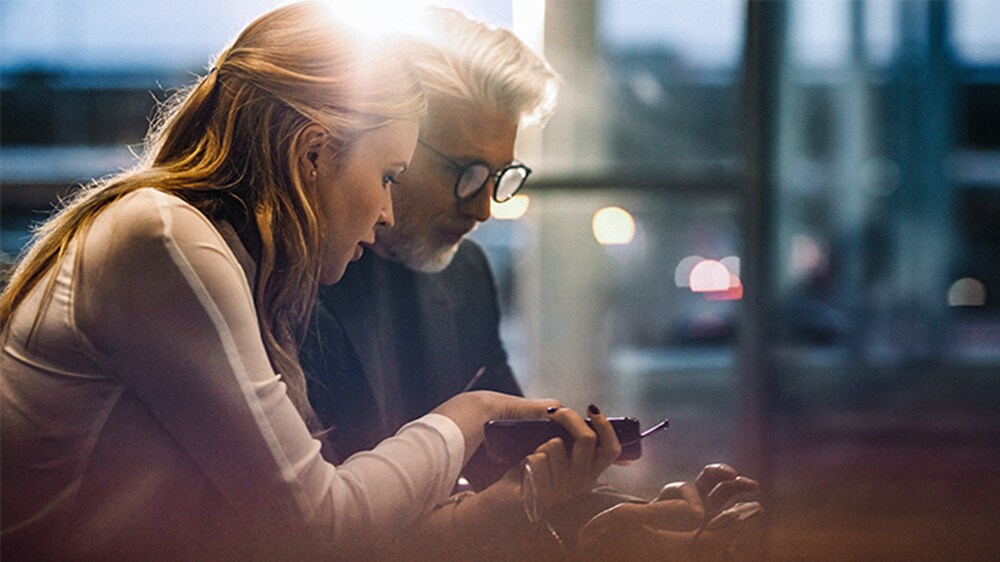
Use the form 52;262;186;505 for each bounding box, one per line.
1;188;465;560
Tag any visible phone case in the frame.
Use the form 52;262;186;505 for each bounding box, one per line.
483;417;643;467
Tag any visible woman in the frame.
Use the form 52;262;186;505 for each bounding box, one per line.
0;2;619;560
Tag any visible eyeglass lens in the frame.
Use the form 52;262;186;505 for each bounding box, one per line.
456;165;491;200
496;167;528;202
456;165;528;203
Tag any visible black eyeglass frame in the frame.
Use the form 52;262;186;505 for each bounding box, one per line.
418;139;532;204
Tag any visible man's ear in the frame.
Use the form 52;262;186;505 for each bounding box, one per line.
298;123;327;174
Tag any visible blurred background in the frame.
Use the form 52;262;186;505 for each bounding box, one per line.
2;0;999;559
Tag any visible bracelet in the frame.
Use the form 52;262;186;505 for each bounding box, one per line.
521;459;566;552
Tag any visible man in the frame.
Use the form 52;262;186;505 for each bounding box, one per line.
301;7;760;558
303;8;552;482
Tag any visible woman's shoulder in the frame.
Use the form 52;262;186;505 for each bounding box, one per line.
94;187;218;244
105;188;210;234
85;187;231;267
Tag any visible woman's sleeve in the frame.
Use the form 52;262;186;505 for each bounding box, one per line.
73;190;464;552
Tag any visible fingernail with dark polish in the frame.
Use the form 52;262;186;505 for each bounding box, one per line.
547;407;558;414
588;404;601;415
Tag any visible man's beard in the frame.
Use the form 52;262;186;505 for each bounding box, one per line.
377;228;463;273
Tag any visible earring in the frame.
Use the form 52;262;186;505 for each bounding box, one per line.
310;169;317;179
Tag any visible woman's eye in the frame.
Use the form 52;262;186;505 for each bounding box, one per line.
382;175;398;189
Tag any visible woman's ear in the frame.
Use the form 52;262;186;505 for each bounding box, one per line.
298;123;327;176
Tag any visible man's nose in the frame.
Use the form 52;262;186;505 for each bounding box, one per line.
458;179;492;222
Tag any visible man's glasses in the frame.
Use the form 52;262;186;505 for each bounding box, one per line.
418;139;531;204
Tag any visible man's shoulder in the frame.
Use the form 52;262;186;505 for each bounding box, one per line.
446;239;491;275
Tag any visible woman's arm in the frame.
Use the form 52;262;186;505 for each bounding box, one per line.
376;406;623;560
72;190;468;553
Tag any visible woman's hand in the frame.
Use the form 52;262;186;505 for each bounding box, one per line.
430;391;560;464
520;404;622;514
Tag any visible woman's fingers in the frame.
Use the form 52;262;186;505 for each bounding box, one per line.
475;390;562;421
547;407;597;483
520;405;624;510
585;403;622;468
535;437;568;494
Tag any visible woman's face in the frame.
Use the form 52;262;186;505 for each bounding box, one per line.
312;119;419;284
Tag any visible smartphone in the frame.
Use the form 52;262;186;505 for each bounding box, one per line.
483;417;652;467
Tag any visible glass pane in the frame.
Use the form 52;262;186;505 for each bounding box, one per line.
544;0;746;174
471;187;743;496
952;0;1000;64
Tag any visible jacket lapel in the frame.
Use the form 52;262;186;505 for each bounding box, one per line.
412;270;464;403
321;263;391;434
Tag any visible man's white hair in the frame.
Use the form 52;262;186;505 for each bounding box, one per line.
409;7;560;126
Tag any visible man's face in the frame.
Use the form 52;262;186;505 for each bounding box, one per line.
371;100;519;272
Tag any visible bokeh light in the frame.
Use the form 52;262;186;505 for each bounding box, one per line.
947;277;987;306
689;259;731;292
674;255;705;287
592;206;636;245
720;256;740;278
491;194;530;220
790;234;824;276
704;273;744;301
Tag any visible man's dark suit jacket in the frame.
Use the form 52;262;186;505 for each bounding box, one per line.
302;240;521;485
302;239;640;546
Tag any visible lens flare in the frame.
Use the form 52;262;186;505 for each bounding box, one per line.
319;0;431;35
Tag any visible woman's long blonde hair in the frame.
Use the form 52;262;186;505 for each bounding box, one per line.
0;1;426;427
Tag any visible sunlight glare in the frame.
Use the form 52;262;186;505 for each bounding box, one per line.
320;0;432;36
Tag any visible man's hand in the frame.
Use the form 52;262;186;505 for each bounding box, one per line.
693;463;759;517
577;463;762;561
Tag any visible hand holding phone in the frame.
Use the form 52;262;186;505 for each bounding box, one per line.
483;416;668;468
